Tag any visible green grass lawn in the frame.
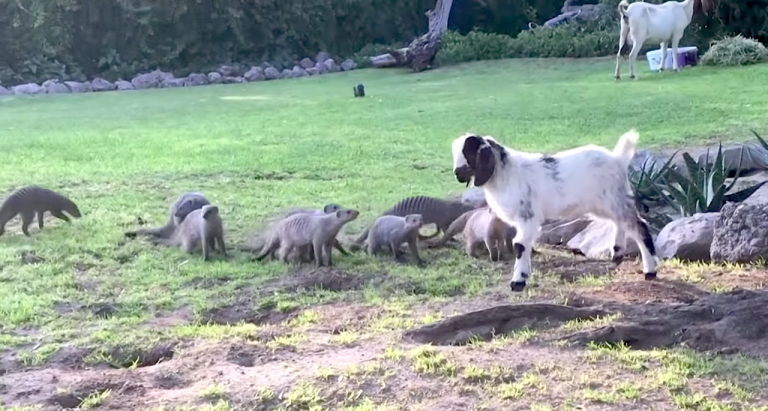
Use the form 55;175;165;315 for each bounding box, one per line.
1;57;768;410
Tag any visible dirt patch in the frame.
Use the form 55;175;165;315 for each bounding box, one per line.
20;250;45;265
183;275;234;289
567;279;710;306
200;299;298;326
263;267;387;294
404;303;610;345
563;289;768;356
224;342;276;367
108;341;177;368
533;253;617;282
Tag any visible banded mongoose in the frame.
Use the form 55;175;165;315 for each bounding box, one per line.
0;186;81;237
255;209;359;267
426;208;482;248
350;196;475;251
464;208;517;261
353;83;365;97
151;204;226;261
366;214;426;265
125;192;210;239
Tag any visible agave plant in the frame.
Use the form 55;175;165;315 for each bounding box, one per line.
629;153;680;231
660;142;766;216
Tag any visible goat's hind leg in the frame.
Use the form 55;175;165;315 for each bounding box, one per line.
611;222;628;264
509;218;541;292
614;19;630;80
622;213;659;280
628;34;643;80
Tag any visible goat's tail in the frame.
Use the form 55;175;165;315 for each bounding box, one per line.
612;129;639;168
617;0;630;17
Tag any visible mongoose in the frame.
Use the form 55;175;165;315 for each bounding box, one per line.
366;214;425;265
426;208;483;248
151;204;226;261
353;83;365;97
125;192;210;239
464;208;517;261
255;209;359;267
0;186;81;237
350;196;475;250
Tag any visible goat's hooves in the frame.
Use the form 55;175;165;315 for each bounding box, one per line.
614;76;620;81
510;281;527;292
644;272;657;281
629;75;636;80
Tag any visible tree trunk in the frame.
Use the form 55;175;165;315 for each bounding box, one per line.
369;0;454;72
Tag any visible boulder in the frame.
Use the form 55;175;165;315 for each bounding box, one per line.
567;219;640;259
264;67;280;80
323;58;341;73
216;64;244;77
185;73;209;87
300;57;315;70
316;52;332;65
711;202;768;263
161;77;187;88
725;170;768;206
115;80;135;90
207;72;223;84
131;70;172;89
42;80;70;94
306;67;320;76
655;213;718;261
0;85;12;96
341;59;357;71
314;61;329;74
697;143;768;177
280;69;294;79
292;66;308;77
539;218;591;246
64;81;93;93
244;66;265;82
461;188;486;208
221;76;244;84
12;83;45;95
91;77;117;92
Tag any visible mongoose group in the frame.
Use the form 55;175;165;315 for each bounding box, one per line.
0;185;521;266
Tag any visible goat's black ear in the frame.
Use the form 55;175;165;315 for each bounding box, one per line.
462;135;485;170
473;145;496;186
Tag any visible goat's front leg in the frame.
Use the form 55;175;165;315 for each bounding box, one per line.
659;42;668;71
509;218;541;292
671;36;682;71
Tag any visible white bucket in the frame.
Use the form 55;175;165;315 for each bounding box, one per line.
646;46;698;72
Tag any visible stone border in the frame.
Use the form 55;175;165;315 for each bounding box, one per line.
0;56;358;96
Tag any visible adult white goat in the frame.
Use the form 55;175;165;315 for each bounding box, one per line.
614;0;709;80
451;130;659;292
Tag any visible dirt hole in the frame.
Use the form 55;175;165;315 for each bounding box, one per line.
272;267;387;294
108;341;176;368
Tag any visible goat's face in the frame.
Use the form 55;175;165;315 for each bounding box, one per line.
452;133;497;187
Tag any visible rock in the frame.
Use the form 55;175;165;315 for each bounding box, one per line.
697;143;768;177
567;219;640;259
711;202;768;263
300;58;315;70
161;77;187;88
115;80;134;90
264;67;280;80
655;213;718;261
461;188;486;208
12;83;45;95
724;170;768;206
64;81;93;93
341;59;357;71
629;149;671;174
0;85;12;96
131;70;172;89
280;69;294;79
539;218;591;246
316;52;332;65
91;77;117;92
244;66;265;82
207;72;223;84
291;66;308;77
221;76;244;84
306;67;320;76
42;80;70;94
314;61;329;74
323;59;341;73
216;64;244;77
185;73;209;87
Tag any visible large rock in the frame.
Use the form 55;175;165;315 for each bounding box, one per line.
161;77;187;88
264;67;280;80
216;64;244;77
0;85;11;96
91;77;117;92
207;72;223;84
65;81;93;93
567;219;640;259
42;80;70;94
244;66;265;82
341;59;357;71
280;69;294;79
316;52;332;65
711;202;768;263
131;70;172;89
221;76;244;84
461;188;486;208
300;57;315;70
539;218;591;246
323;59;341;73
314;61;329;74
724;170;768;206
697;143;768;177
115;80;134;90
306;67;320;76
185;73;208;87
292;66;308;77
12;83;45;95
655;213;718;261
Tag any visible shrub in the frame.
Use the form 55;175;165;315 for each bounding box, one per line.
349;42;410;68
435;30;517;65
700;35;768;66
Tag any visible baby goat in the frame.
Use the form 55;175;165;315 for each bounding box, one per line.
614;0;707;80
452;130;659;292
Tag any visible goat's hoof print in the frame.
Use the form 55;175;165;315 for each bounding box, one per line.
510;281;526;292
644;272;657;281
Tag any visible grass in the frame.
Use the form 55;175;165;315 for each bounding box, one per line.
1;57;768;410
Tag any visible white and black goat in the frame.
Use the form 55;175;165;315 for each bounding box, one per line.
614;0;707;80
451;130;658;292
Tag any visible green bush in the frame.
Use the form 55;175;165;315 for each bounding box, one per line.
435;31;518;65
700;35;768;66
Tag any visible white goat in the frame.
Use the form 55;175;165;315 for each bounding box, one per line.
614;0;701;80
451;130;659;292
